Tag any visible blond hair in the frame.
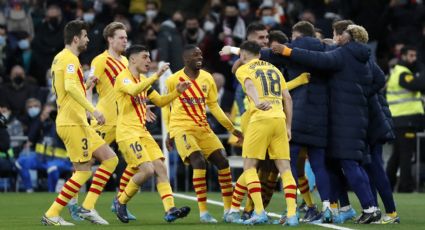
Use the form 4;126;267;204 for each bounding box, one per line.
103;22;126;41
346;25;369;44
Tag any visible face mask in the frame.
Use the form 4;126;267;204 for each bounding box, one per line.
238;2;249;11
2;112;10;120
18;39;30;50
212;5;221;13
203;21;215;32
226;16;238;27
28;107;40;118
0;36;5;46
262;16;276;26
145;10;158;19
187;28;198;35
48;17;59;29
83;13;95;23
174;20;184;30
13;75;24;86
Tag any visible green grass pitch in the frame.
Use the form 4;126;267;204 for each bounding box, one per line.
0;192;424;229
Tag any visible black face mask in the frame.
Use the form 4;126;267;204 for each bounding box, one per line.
147;40;157;49
12;75;24;86
48;17;60;29
174;20;184;31
212;5;221;13
187;28;198;35
226;16;238;28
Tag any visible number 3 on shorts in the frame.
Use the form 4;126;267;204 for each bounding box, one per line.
82;138;88;150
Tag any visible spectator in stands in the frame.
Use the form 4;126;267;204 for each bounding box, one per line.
5;0;34;37
0;101;23;152
182;16;205;46
157;11;185;72
0;109;14;190
237;0;255;25
258;4;283;32
32;4;65;86
79;2;107;65
0;24;12;81
386;46;425;192
0;65;38;119
8;31;35;77
206;72;228;134
16;100;72;192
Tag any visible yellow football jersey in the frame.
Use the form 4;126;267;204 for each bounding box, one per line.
164;69;234;138
51;48;94;126
90;51;128;125
235;58;288;122
115;68;151;142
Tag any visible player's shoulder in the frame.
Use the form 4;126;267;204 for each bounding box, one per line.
235;62;251;77
92;51;108;63
200;69;214;80
167;69;183;83
115;68;130;81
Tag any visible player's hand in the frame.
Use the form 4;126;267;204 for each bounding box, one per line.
93;109;105;125
176;81;191;93
286;128;292;141
156;63;170;77
166;133;174;151
271;43;286;55
232;129;244;145
255;101;272;111
219;46;232;56
146;105;157;123
85;75;98;90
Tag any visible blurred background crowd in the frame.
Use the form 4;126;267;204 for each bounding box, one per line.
0;0;424;193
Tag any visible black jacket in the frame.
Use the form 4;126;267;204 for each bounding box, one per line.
290;41;373;161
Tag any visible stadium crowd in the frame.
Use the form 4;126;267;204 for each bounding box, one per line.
0;0;425;226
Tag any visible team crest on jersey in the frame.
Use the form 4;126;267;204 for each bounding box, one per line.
67;64;75;73
123;78;131;84
202;84;207;93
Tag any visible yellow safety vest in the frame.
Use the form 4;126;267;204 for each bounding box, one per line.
386;65;424;117
35;143;68;159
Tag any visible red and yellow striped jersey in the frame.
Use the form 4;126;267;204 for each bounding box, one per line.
164;69;235;138
90;51;128;125
51;48;93;126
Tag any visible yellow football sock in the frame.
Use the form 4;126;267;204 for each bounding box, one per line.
118;178;140;204
298;175;314;207
45;171;91;217
282;170;297;217
118;166;137;197
157;182;175;212
82;156;118;210
218;168;233;211
193;169;207;213
231;174;247;211
245;168;264;215
388;211;398;218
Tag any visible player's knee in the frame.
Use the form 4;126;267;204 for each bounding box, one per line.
144;163;155;178
102;155;119;170
216;158;229;170
191;156;207;169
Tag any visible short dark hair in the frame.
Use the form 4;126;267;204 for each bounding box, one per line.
183;44;198;55
246;22;267;38
64;20;89;45
401;45;417;55
240;41;261;55
332;20;354;35
269;30;288;44
125;45;149;59
292;21;315;37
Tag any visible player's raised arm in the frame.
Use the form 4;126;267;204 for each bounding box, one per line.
148;81;191;107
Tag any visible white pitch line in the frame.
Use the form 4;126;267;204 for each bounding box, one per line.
174;193;355;230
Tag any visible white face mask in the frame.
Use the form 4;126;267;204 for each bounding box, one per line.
2;111;10;120
28;107;40;118
203;21;215;32
145;10;158;19
83;13;95;23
